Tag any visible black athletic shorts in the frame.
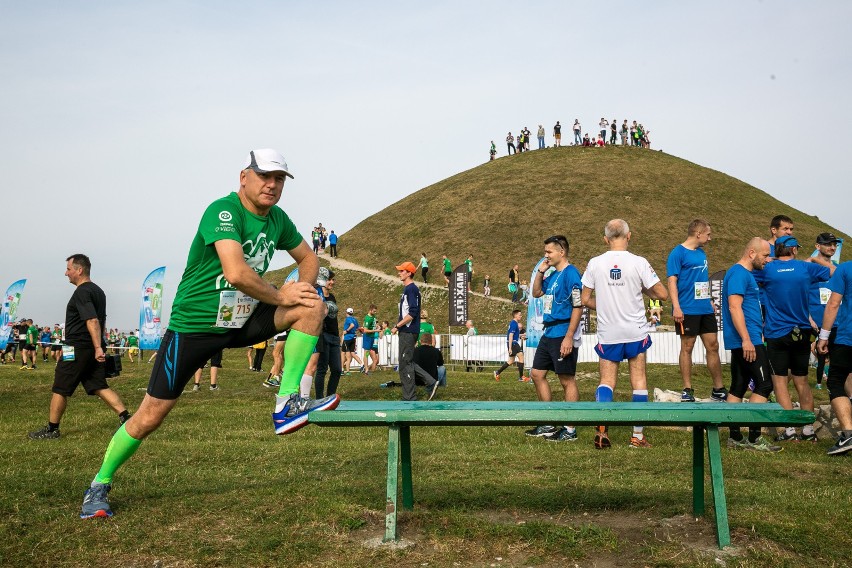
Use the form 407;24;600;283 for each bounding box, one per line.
52;345;109;397
766;330;811;377
729;344;773;398
532;335;579;375
509;341;522;357
148;302;280;399
675;314;717;337
342;338;357;352
23;343;37;351
209;349;223;368
50;344;63;352
444;271;452;278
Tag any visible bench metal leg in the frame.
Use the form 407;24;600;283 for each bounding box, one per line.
706;425;731;548
400;426;414;510
692;425;705;516
384;425;400;542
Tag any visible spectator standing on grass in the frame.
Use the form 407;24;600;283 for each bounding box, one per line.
509;264;520;302
537;124;545;149
315;267;342;398
581;219;668;449
39;326;51;362
525;235;584;442
28;254;131;440
21;318;38;370
483;274;491;296
192;350;223;392
573;119;581;145
516;129;524;153
412;332;441;400
523;127;531;151
666;219;727;402
418;253;429;284
341;307;363;374
465;255;474;291
816;259;852;455
809;233;841;390
506;132;516;155
599;118;609;144
620;120;629;145
610;119;617;145
442;255;452;285
328;231;338;258
753;235;834;443
489;140;496;161
50;323;63;363
553;121;562;147
126;331;138;363
722;238;782;452
494;309;527;382
391;261;421;401
359;305;380;374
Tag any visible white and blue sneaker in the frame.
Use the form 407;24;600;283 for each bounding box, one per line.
80;482;113;519
272;393;340;435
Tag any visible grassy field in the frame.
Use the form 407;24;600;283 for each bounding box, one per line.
336;146;849;305
1;351;848;568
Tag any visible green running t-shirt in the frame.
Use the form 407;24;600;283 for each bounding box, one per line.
168;192;303;333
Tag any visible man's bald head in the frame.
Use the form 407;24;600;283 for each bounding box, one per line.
741;237;771;271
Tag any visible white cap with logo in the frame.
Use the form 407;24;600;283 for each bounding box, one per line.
243;149;294;179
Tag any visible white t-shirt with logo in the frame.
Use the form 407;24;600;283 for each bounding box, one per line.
582;250;660;344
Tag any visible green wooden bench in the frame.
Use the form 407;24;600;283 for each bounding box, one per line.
309;401;814;548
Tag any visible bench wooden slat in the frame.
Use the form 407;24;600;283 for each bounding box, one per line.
310;401;814;427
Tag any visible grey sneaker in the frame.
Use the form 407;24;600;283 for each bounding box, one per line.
546;427;578;442
744;437;783;453
681;388;696;402
272;393;340;435
28;425;60;440
525;425;557;437
710;387;729;402
827;432;852;456
775;429;799;442
209;384;219;391
80;482;113;519
192;384;200;392
726;437;748;450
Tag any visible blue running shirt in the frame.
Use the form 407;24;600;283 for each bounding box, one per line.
722;264;763;349
666;244;714;315
507;319;520;345
828;262;852;346
753;259;830;339
541;265;583;339
809;260;838;329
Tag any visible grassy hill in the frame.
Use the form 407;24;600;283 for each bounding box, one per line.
335;146;848;299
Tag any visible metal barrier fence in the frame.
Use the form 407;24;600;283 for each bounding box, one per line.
349;331;732;370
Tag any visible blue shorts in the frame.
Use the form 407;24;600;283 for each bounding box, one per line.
595;336;652;362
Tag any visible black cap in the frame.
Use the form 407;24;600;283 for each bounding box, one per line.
816;232;840;245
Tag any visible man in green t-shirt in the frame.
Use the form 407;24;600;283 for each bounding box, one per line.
80;149;339;520
22;319;39;370
442;255;452;284
126;332;139;363
359;304;380;373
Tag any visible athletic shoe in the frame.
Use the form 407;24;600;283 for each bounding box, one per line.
428;381;439;401
815;383;823;390
629;436;652;448
20;365;28;370
826;432;852;455
192;384;200;392
726;437;748;450
118;412;132;426
593;426;611;449
525;425;557;437
31;364;37;370
681;388;696;402
272;393;340;435
744;437;783;453
493;371;500;381
799;432;817;443
519;376;531;382
80;482;112;519
28;425;60;440
209;384;219;391
262;376;281;388
710;387;729;402
546;427;578;442
775;430;799;442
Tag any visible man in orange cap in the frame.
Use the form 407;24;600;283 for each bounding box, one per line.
391;261;421;400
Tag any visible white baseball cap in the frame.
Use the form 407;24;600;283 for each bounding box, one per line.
346;307;354;314
243;149;294;179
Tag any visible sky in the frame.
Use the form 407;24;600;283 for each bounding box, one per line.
1;1;850;330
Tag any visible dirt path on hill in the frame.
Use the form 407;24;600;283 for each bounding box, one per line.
323;253;513;304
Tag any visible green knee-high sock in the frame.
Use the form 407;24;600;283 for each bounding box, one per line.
93;424;142;485
278;329;319;397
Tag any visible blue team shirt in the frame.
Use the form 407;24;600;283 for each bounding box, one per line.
722;264;764;349
343;316;358;340
753;259;830;339
808;260;838;329
541;265;583;338
828;262;852;346
507;319;520;345
666;244;714;315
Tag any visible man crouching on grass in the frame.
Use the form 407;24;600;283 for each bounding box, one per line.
79;149;339;519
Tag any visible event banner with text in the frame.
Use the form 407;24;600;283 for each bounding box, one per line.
139;267;166;350
0;279;27;350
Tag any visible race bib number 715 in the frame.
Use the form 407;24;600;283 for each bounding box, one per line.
216;290;259;328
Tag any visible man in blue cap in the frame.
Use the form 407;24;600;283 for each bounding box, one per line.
754;235;835;442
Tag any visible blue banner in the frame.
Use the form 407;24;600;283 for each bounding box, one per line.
0;279;27;350
139;267;166;350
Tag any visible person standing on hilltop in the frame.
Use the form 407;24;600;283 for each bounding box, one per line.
506;132;516;155
620;120;629;145
509;264;520;302
489;140;496;161
573;119;581;145
553;121;562;147
610;119;617;145
537;124;546;149
666;219;727;403
328;230;338;258
465;254;474;292
522;127;531;151
599;118;609;144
